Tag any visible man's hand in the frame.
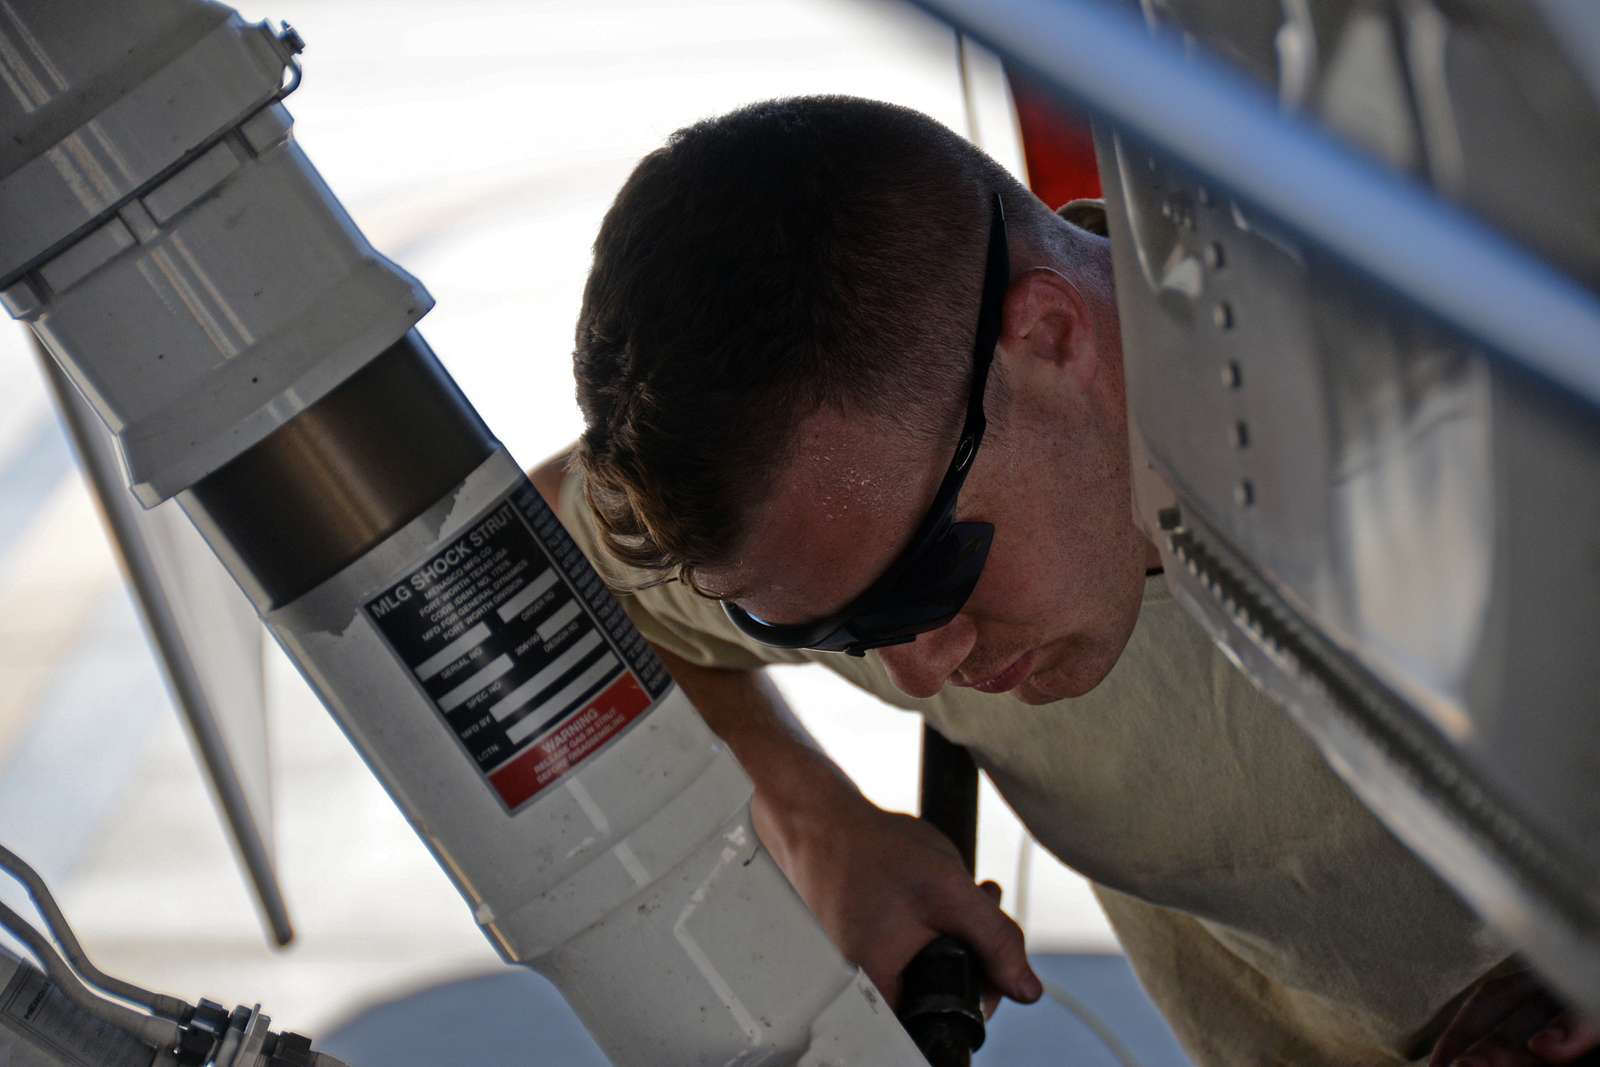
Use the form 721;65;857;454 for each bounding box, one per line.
753;772;1043;1015
1428;968;1600;1066
607;631;1046;1019
512;467;1050;1029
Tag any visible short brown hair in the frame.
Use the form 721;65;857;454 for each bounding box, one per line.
573;96;1022;590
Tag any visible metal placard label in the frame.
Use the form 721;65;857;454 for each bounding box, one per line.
365;483;670;812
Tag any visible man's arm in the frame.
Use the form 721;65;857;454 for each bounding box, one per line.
529;452;1042;1010
651;645;1041;1011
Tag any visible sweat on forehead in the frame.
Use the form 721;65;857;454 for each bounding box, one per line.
786;412;933;509
709;407;951;621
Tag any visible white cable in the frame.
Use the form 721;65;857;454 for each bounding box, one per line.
1010;829;1143;1067
1013;832;1036;930
1040;978;1145;1067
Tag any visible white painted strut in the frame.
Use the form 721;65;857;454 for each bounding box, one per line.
0;2;927;1063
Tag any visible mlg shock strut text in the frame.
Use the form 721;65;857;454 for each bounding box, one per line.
364;485;669;810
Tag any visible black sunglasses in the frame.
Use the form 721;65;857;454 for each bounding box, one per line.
722;193;1008;657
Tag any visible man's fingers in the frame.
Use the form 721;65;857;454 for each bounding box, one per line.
934;879;1042;1004
1511;996;1568;1036
1528;1014;1600;1063
875;969;904;1014
980;985;1002;1020
1451;1035;1547;1067
1432;972;1547;1067
976;881;1007;1019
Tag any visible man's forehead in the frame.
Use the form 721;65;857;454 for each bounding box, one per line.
699;408;945;622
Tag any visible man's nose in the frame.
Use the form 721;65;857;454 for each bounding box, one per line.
875;615;978;699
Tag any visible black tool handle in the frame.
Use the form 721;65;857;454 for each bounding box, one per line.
918;725;979;868
899;724;986;1065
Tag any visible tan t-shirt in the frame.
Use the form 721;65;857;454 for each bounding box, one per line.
558;469;1508;1066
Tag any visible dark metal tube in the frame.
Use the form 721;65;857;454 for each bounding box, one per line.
899;725;986;1066
919;725;979;871
180;330;495;610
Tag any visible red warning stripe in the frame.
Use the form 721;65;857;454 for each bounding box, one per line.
489;673;653;810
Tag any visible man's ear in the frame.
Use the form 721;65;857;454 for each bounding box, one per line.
998;267;1098;391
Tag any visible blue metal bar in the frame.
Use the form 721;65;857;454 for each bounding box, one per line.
914;0;1600;410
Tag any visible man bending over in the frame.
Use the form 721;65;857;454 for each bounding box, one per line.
531;96;1595;1066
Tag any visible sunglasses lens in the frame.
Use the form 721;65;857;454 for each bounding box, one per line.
720;522;993;653
836;522;994;648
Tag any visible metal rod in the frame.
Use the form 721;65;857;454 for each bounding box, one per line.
34;339;296;950
908;0;1600;411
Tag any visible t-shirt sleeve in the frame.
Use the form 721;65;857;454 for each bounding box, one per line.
555;465;809;672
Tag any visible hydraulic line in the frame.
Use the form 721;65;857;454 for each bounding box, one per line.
0;842;191;1022
0;899;180;1052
